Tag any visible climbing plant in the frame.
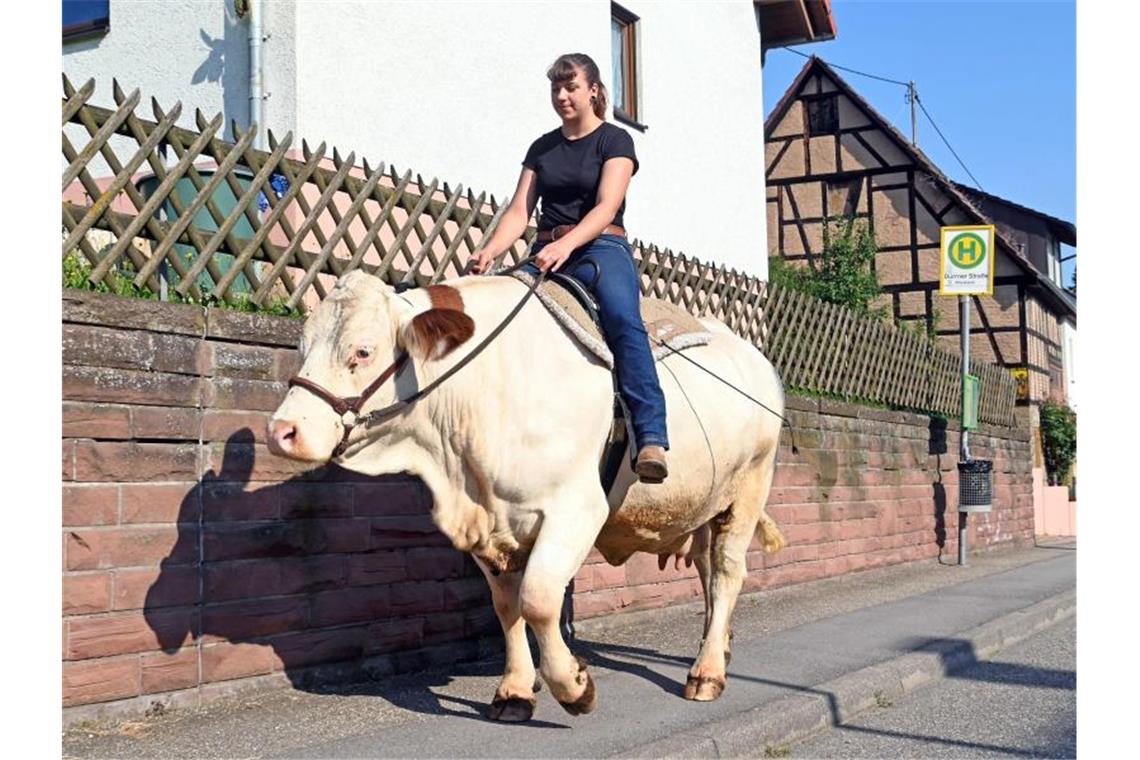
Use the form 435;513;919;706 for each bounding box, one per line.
1040;399;1077;486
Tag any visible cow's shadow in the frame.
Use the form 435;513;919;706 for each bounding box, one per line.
143;428;570;726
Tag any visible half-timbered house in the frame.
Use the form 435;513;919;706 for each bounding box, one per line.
764;56;1076;406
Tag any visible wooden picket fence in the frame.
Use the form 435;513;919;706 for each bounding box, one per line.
760;286;1016;425
61;75;1016;426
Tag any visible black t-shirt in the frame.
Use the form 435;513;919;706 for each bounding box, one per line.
521;122;639;231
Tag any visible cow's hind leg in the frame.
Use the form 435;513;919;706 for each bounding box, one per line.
689;523;713;640
684;454;778;701
519;485;609;716
473;559;540;722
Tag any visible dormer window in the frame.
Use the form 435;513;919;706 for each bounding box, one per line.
806;94;839;136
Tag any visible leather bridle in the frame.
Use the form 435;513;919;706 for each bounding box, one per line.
288;352;412;458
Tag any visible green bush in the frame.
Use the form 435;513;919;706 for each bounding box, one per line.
769;215;884;319
1040;399;1076;486
63;250;304;319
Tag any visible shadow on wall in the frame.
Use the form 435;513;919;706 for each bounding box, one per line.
193;1;249;140
929;416;949;561
143;428;513;712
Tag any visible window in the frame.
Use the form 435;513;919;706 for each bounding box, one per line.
806;95;839;136
1049;239;1061;285
611;3;641;126
63;0;110;41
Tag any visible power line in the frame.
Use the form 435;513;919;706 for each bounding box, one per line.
780;48;984;189
784;47;909;87
915;95;984;190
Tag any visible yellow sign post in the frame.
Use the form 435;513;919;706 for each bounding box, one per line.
940;225;995;296
939;224;996;566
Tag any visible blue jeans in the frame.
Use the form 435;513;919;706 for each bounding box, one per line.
521;234;669;450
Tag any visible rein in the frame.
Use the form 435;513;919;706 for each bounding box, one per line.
288;257;546;458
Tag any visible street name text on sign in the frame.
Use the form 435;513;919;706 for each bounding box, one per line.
939;224;995;295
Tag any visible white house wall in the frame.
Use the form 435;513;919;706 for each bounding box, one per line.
623;1;767;276
1061;321;1076;409
63;1;768;279
291;1;596;204
263;1;298;147
63;0;251;178
292;1;767;277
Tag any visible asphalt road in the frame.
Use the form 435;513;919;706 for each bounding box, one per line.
789;616;1076;759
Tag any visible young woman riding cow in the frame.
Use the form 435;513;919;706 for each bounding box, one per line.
470;53;669;484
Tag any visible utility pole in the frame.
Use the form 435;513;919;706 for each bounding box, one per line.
908;81;918;146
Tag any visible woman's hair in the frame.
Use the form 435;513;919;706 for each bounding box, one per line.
547;53;608;119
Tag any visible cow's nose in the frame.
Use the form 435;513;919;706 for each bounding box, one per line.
268;418;300;457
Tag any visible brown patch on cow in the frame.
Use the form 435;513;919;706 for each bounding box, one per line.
557;655;597;716
710;505;733;534
427;284;465;313
476;533;533;574
407;309;475;360
476;543;529;575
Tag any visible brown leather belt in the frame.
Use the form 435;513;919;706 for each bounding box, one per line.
536;223;626;243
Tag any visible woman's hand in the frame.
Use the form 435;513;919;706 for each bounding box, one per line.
469;249;497;275
535;240;574;272
468;168;539;276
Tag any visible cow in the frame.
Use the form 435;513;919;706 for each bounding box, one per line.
267;269;787;721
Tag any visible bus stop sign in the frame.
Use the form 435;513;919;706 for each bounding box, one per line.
940;225;995;296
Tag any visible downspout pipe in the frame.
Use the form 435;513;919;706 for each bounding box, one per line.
248;0;264;150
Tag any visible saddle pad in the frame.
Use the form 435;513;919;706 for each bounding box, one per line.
507;270;713;370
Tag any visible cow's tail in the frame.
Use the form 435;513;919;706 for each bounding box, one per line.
756;511;787;554
755;433;786;555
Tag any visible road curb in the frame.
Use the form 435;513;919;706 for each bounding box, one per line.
617;589;1076;758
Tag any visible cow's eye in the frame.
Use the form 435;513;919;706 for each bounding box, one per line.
354;347;372;360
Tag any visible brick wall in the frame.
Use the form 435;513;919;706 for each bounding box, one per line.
62;290;1033;719
573;397;1033;617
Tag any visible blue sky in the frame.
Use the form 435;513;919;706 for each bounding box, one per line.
762;0;1076;285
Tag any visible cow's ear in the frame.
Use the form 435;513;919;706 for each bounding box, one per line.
402;308;475;361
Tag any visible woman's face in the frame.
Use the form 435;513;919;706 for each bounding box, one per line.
550;67;597;121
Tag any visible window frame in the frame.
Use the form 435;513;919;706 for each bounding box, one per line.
1049;239;1062;284
803;93;840;137
63;0;111;42
611;2;646;131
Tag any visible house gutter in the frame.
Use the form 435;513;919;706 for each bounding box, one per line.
248;0;265;149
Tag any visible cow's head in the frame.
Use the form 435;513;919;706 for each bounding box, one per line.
267;271;474;462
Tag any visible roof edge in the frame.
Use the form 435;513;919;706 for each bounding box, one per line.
953;182;1076;246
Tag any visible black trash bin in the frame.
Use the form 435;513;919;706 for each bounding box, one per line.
957;459;993;513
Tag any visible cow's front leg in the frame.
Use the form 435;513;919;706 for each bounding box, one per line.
473;558;539;722
519;490;609;715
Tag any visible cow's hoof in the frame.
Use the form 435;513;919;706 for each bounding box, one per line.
557;656;596;716
683;674;726;701
488;695;536;722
